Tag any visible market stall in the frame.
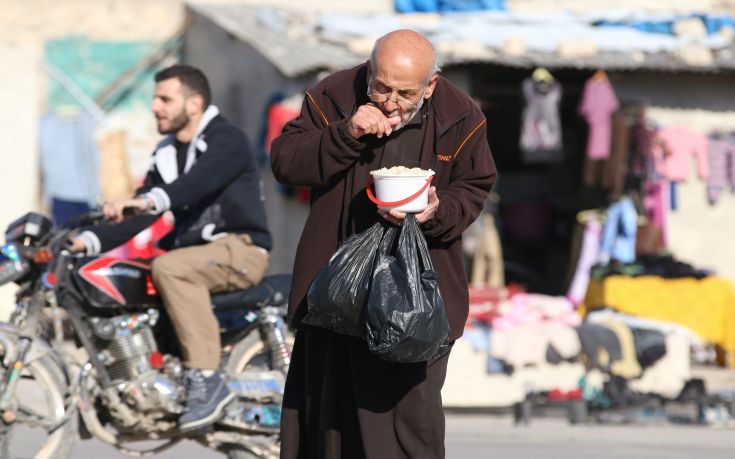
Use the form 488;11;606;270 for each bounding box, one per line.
584;275;735;367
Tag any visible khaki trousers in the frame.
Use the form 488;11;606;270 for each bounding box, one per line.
151;234;269;370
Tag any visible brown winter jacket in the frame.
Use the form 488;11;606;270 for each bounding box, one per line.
271;62;497;341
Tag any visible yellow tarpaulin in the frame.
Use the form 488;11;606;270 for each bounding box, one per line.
583;275;735;368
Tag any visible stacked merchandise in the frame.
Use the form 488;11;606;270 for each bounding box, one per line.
447;284;702;422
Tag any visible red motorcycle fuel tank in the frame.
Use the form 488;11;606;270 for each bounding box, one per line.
72;257;160;315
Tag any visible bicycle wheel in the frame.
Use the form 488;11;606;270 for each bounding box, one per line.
0;355;76;459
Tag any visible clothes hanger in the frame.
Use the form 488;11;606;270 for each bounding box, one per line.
576;208;605;224
592;69;608;81
531;67;555;84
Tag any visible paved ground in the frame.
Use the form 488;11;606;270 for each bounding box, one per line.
9;413;735;458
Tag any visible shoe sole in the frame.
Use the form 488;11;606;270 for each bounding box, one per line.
179;391;236;431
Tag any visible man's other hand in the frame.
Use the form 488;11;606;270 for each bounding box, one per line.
347;104;401;139
378;186;439;225
103;198;149;223
67;237;87;254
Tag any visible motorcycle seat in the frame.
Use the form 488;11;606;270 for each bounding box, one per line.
211;274;291;311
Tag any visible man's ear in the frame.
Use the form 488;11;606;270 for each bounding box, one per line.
187;94;205;114
424;74;438;99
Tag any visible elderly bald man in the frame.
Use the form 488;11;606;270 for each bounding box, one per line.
271;29;497;458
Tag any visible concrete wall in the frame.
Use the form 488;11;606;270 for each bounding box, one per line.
612;73;735;114
183;10;311;147
0;47;40;319
183;10;312;277
612;72;735;284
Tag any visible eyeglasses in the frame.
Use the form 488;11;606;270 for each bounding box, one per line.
367;77;427;109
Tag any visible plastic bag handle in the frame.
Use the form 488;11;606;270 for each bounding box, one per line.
366;176;433;207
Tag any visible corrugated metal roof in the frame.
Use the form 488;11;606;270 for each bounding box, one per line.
445;50;735;73
189;3;362;77
188;4;735;76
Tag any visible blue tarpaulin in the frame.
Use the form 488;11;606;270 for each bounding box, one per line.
594;13;735;36
395;0;505;13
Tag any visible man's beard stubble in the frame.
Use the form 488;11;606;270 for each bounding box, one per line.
393;96;425;132
158;110;190;135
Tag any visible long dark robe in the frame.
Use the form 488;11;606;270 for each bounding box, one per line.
281;328;451;459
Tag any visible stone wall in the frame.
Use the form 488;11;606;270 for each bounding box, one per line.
0;47;40;319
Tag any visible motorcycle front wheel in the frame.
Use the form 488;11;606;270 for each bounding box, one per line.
0;354;77;459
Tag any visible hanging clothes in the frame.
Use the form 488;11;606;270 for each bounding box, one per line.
583;111;633;194
603;111;631;200
39;111;100;207
470;213;505;288
599;196;637;265
519;76;563;163
642;181;668;248
706;138;735;204
567;215;602;306
578;74;620;160
651;126;709;181
635;219;665;256
264;100;300;155
628;114;655;179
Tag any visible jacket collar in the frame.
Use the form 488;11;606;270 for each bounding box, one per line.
431;78;469;137
153;105;220;184
323;63;468;140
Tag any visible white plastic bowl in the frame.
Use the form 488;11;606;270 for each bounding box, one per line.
369;170;435;213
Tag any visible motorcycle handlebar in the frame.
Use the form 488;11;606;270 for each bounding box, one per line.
57;209;107;230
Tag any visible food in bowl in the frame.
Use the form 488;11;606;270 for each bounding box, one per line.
368;166;435;213
371;166;434;176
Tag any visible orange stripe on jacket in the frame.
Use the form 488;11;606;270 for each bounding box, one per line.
454;119;487;159
306;91;330;127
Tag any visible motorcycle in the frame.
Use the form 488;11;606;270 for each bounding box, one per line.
0;210;292;458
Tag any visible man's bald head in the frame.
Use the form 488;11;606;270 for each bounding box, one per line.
370;29;440;82
366;30;440;130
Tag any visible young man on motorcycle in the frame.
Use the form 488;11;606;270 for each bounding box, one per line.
69;64;272;430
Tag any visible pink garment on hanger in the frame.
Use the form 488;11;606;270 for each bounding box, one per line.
652;126;709;181
566;217;602;306
707;139;735;204
643;181;668;248
578;77;620;160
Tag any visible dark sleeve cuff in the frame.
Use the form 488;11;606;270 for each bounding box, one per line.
334;119;367;153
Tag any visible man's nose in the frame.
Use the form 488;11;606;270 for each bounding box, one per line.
383;94;400;111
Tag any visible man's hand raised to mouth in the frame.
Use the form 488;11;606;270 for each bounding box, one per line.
347;103;401;139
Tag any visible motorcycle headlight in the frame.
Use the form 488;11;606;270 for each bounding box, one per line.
0;242;30;286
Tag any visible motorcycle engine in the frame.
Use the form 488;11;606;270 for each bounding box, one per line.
90;310;185;422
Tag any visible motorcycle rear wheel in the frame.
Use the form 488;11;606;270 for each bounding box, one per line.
223;330;294;459
0;355;76;459
226;328;294;376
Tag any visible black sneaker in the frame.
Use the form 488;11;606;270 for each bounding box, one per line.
179;369;235;431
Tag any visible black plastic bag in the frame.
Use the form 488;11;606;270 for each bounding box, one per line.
303;221;385;337
365;215;450;363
